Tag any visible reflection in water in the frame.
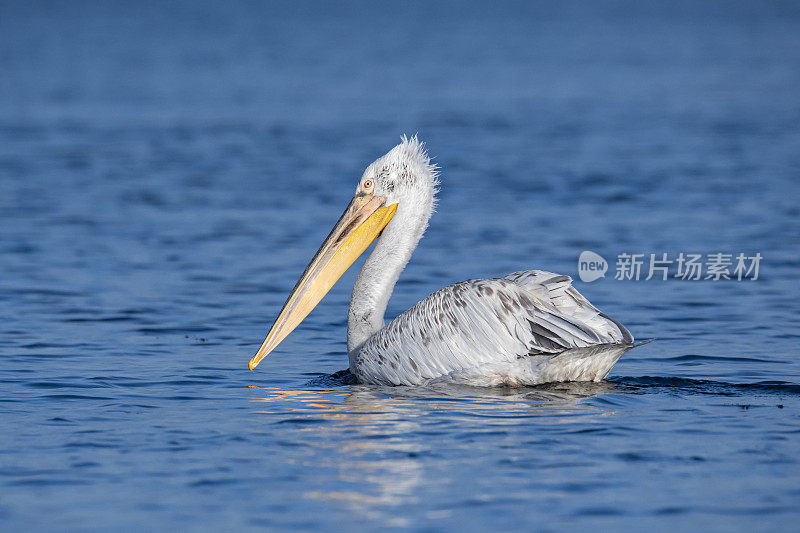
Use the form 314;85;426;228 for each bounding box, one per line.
249;381;616;522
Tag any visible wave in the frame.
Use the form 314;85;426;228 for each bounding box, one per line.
303;370;800;398
612;375;800;396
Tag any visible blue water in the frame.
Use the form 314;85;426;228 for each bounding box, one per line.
2;1;799;530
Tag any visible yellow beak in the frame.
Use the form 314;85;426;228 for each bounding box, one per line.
248;194;397;371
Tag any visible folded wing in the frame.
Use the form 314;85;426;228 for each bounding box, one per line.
353;270;633;385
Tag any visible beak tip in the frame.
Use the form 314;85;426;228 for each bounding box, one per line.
248;358;258;371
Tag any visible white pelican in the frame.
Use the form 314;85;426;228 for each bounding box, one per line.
249;136;638;386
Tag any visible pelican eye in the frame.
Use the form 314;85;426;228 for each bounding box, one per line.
363;179;374;191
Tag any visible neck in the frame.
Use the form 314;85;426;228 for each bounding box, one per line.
347;203;429;358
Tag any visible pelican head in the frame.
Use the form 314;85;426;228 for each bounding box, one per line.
249;136;438;370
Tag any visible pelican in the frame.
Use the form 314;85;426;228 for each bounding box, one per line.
249;136;639;386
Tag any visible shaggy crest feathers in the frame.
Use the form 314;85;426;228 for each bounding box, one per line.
398;134;440;210
396;134;441;187
363;135;440;212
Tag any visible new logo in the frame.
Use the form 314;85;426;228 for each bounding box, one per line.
578;251;608;282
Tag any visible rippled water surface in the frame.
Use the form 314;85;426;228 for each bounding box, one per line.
2;1;799;530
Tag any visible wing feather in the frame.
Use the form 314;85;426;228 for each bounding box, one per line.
353;270;633;385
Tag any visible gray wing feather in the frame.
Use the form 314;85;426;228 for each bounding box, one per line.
354;270;633;385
